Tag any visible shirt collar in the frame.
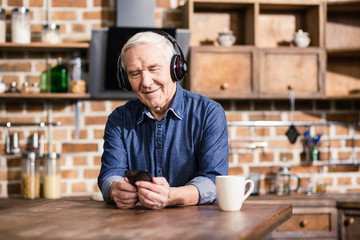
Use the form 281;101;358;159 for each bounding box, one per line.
137;82;184;124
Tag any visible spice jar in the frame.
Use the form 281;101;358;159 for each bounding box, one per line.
41;23;61;44
0;8;5;43
43;153;61;199
11;7;30;44
21;81;30;93
21;152;40;199
70;57;86;93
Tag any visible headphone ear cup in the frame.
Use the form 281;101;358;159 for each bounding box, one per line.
119;67;132;91
170;54;188;82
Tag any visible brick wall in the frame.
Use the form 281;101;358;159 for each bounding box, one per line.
0;0;359;198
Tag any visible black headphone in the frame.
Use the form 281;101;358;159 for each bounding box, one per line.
117;31;188;91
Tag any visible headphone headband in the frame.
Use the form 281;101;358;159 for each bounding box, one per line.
117;30;188;91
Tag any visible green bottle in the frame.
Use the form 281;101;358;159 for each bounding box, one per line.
50;58;68;93
41;63;50;93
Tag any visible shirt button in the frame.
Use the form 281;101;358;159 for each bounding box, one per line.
157;131;162;135
158;169;163;174
157;138;161;142
156;145;162;149
158;125;162;128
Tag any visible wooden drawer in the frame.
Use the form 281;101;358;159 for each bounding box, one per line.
188;46;256;99
269;207;337;239
278;213;330;231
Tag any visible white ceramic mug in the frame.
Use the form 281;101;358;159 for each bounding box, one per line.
216;176;254;211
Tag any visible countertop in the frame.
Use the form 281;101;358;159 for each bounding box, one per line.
248;193;360;209
0;197;292;240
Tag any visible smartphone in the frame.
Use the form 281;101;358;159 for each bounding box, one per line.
125;170;152;186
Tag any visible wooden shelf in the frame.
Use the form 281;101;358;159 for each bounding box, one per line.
0;42;90;51
0;93;90;100
327;48;360;57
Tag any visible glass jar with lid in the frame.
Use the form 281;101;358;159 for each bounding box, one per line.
70;57;86;93
0;8;5;43
43;152;61;199
11;7;30;44
21;152;40;199
41;23;61;44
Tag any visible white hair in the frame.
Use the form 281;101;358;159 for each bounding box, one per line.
120;31;175;70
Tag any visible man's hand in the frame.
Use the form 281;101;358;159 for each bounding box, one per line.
109;179;138;209
136;177;170;210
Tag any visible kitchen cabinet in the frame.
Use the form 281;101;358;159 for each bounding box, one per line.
249;194;360;239
271;206;337;239
325;1;360;97
258;47;325;98
251;196;338;239
182;0;360;100
338;209;360;240
337;199;360;240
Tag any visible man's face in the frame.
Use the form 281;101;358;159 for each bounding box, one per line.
123;43;176;118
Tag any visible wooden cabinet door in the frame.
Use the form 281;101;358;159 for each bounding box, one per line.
258;48;325;98
188;46;256;99
339;209;360;240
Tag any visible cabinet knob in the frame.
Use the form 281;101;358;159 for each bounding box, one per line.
220;82;229;90
344;217;355;227
299;219;308;228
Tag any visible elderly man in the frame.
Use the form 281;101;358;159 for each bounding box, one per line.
98;31;228;209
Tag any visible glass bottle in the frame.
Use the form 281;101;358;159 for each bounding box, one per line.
21;152;40;199
50;58;68;93
11;7;31;44
43;153;61;199
0;8;5;43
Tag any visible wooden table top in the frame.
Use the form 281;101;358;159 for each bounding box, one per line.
0;197;291;240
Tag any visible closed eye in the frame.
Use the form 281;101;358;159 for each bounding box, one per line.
149;66;161;72
128;70;141;79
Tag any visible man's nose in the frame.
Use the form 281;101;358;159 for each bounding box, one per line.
141;71;153;88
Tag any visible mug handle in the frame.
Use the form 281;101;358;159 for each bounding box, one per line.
244;179;255;200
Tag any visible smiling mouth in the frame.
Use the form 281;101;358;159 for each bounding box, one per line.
143;88;159;95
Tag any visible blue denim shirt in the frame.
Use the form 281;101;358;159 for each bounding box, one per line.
98;83;229;204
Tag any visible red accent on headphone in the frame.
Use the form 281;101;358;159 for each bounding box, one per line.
177;59;182;78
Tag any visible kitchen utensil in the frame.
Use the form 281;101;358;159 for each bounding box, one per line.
276;166;300;196
286;86;299;144
313;132;323;146
286;125;299;144
9;132;20;154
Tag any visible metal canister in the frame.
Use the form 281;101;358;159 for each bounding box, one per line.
11;7;30;43
43;153;61;199
21;152;40;199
